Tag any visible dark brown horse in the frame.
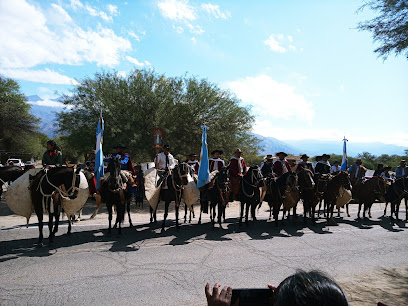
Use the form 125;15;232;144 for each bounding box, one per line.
297;168;318;224
237;167;263;226
0;166;29;197
30;167;81;246
384;177;408;223
353;176;386;219
323;172;352;225
315;173;331;217
149;163;190;230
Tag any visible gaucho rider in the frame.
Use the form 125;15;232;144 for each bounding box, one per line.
273;152;291;177
155;144;176;187
228;148;247;200
42;139;63;167
187;153;200;175
209;150;225;172
105;144;137;187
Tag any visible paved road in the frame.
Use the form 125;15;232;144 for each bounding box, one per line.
1;199;407;305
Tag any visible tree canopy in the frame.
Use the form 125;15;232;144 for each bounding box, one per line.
0;76;40;153
57;69;259;163
357;0;408;60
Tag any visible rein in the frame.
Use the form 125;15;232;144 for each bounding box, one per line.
241;169;261;198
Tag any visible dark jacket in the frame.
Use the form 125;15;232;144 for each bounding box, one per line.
42;150;63;166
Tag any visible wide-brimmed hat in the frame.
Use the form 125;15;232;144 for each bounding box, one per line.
401;160;406;163
211;150;223;155
188;153;197;157
276;152;288;157
322;154;331;159
113;144;127;149
300;154;309;159
234;148;243;153
266;155;274;160
163;144;170;149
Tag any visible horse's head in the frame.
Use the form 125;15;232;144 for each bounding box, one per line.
246;166;264;187
47;166;81;199
286;171;298;188
372;176;387;200
108;156;123;191
297;168;315;190
340;171;352;190
174;162;189;186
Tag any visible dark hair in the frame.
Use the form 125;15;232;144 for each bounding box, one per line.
47;139;61;151
377;164;384;169
274;270;348;306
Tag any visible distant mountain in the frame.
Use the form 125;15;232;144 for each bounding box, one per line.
283;140;408;157
27;95;66;137
254;134;303;156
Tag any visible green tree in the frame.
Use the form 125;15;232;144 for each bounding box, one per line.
0;76;39;152
57;69;258;164
357;0;408;60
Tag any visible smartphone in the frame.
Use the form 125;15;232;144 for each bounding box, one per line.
231;288;273;306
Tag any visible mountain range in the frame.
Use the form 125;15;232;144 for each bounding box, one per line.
28;95;407;157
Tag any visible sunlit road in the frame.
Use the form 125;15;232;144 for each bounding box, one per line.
1;199;407;305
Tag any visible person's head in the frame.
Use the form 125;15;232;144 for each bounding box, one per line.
315;156;322;162
277;152;288;160
113;144;126;154
334;161;339;166
46;139;57;151
90;150;96;158
301;154;309;162
189;153;197;161
355;158;362;165
163;144;170;155
211;150;223;159
400;160;406;167
377;163;384;170
322;154;330;161
234;148;243;158
266;156;274;163
274;270;348;306
383;166;391;173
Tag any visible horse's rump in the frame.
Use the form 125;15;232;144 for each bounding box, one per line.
5;168;42;225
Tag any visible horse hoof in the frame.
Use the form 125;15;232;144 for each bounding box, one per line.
198;220;201;225
129;223;133;228
90;213;97;219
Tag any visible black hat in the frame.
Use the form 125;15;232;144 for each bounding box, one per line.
300;154;309;159
163;144;170;149
113;144;127;149
211;150;223;155
322;154;331;159
276;152;288;157
188;153;197;157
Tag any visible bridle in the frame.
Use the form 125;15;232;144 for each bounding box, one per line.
241;168;262;198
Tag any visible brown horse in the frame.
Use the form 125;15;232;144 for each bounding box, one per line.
297;168;318;224
353;176;386;219
323;172;352;225
315;173;331;217
30;167;81;246
384;177;408;222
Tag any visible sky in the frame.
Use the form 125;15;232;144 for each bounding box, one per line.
0;0;407;146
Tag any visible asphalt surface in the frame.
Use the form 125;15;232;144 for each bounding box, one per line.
0;198;407;306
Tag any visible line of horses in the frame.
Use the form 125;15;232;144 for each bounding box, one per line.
1;160;408;247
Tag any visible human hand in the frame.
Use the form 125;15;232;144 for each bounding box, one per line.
205;283;234;306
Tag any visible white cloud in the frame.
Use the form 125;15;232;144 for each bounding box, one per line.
186;23;204;34
157;0;196;21
50;4;72;24
128;30;141;41
264;34;297;53
85;4;112;22
117;71;127;78
0;68;78;85
144;60;151;66
201;3;231;19
70;0;83;10
173;25;184;34
225;74;314;123
0;0;132;69
29;99;67;108
126;55;145;67
107;4;118;16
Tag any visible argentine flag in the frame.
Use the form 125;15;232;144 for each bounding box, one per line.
197;125;210;189
341;137;348;171
95;115;104;189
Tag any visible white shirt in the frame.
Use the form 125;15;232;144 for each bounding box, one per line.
155;152;176;170
209;158;225;171
331;165;341;173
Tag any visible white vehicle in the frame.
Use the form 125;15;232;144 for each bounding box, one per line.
6;159;25;167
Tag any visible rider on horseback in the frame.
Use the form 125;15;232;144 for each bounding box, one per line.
273;152;291;177
105;144;137;187
261;155;274;177
187;153;199;175
155;144;176;187
209;150;225;172
295;154;313;173
42;140;62;167
314;154;331;175
228;148;247;200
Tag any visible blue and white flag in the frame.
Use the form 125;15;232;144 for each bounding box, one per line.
341;137;348;171
197;125;210;189
95;115;104;189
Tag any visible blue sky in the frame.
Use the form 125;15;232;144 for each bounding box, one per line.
1;0;407;146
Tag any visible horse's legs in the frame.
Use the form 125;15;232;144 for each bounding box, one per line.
245;202;250;225
239;201;244;226
162;202;169;230
346;203;350;217
251;202;257;221
318;198;322;217
311;204;316;224
405;197;408;221
337;207;341;217
368;203;373;219
396;200;401;221
127;199;133;227
357;201;362;219
48;210;54;243
35;208;44;246
269;203;272;220
383;201;388;216
184;204;187;223
198;205;203;225
150;203;157;223
107;203;113;234
175;203;180;229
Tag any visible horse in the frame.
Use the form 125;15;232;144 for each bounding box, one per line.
264;171;298;227
315;173;331;217
297;168;318;224
100;157;129;235
149;163;190;230
0;166;29;197
383;177;408;223
323;172;352;225
353;176;386;219
30;166;81;246
237;167;264;226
